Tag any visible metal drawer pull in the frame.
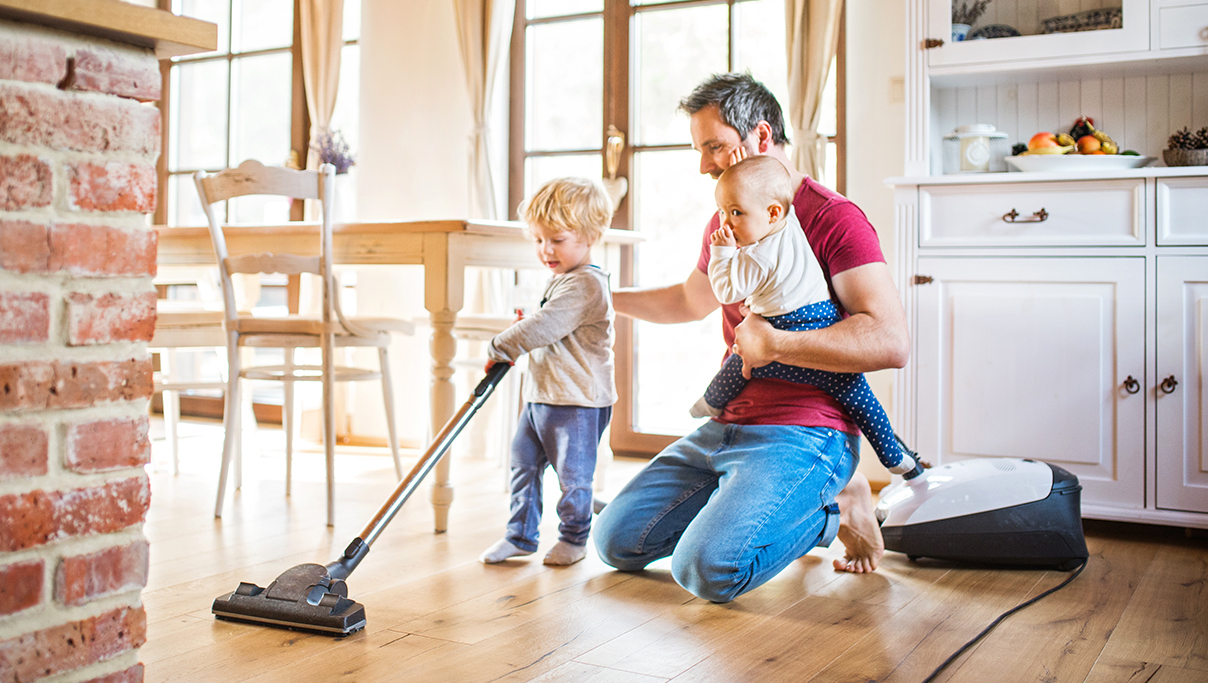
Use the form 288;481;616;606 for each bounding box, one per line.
1123;376;1140;394
1160;376;1178;394
1002;208;1049;223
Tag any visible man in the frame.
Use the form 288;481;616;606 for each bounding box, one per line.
593;73;908;602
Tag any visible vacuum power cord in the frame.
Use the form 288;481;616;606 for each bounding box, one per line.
920;557;1089;683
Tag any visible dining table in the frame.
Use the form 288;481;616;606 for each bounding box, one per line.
155;219;642;532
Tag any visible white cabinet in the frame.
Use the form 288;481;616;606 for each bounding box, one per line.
927;0;1150;68
1156;256;1208;514
913;257;1146;509
897;0;1208;527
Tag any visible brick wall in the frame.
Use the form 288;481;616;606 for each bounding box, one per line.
0;18;159;683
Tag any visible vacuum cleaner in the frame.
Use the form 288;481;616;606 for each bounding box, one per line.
211;362;512;635
875;457;1088;570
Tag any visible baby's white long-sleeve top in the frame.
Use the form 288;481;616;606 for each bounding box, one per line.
707;211;831;317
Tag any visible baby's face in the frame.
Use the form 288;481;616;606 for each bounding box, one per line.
714;180;780;247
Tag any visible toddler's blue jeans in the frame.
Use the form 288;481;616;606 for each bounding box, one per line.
594;421;856;603
506;402;611;552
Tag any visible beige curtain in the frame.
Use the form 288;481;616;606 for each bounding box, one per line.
301;0;345;171
785;0;843;182
454;0;515;220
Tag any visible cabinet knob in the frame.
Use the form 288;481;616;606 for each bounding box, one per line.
923;38;945;49
913;275;934;285
1002;208;1049;223
1160;375;1179;394
1123;376;1140;394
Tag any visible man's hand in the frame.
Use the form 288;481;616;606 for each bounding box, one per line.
731;305;778;379
710;223;736;247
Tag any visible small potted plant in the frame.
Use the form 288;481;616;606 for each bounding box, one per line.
952;0;991;41
1164;126;1208;167
311;129;356;174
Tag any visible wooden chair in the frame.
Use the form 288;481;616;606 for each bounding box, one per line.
150;297;227;474
195;160;415;525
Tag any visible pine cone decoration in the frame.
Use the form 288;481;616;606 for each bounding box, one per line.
1168;127;1195;150
1192;126;1208;150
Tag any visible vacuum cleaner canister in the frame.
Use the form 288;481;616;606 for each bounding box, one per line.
875;458;1088;570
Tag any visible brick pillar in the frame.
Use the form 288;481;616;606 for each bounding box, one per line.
0;19;160;683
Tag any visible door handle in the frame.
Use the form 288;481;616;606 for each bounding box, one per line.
1002;208;1048;223
1122;376;1140;394
1160;375;1178;394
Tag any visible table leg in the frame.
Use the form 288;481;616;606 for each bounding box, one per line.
428;308;457;532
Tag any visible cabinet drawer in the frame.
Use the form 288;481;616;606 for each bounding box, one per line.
919;180;1145;247
1158;1;1208;49
1157;177;1208;245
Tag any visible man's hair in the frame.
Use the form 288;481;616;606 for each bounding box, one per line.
520;177;614;245
679;72;790;147
718;156;794;211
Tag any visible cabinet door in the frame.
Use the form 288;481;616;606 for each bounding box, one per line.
927;0;1149;68
915;257;1146;509
1156;256;1208;513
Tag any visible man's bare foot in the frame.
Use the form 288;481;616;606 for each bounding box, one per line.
833;472;885;573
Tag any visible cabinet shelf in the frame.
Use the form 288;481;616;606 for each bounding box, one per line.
889;164;1208;187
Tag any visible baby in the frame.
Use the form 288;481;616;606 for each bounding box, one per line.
691;155;916;475
480;177;617;566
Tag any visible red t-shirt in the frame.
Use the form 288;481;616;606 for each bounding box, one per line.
696;177;886;431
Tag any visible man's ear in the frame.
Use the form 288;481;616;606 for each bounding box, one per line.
767;203;783;222
753;121;774;153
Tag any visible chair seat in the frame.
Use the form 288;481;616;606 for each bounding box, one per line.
241;363;381;382
232;315;414;337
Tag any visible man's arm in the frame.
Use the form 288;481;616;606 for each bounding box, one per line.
732;261;909;376
613;267;720;324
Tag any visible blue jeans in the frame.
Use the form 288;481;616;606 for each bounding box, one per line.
594;421;856;602
506;403;612;552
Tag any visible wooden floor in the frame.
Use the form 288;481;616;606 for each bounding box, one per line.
141;418;1208;683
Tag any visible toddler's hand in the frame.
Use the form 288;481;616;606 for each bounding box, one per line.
711;224;736;247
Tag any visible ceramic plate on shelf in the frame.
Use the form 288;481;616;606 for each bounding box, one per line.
1005;154;1156;172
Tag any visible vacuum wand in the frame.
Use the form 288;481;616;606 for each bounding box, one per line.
325;361;511;580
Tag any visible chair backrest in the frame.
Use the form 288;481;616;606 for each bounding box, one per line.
193;160;337;326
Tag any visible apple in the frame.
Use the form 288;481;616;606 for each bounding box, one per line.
1076;135;1101;154
1029;132;1058;150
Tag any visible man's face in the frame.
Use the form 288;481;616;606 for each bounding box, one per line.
689;104;758;179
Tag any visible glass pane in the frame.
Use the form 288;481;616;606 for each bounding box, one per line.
169;173;212;226
172;60;229;171
528;0;601;19
822;140;837;192
817;56;837;138
526;18;602;152
175;0;229;56
231;52;292;167
234;0;292;53
631;149;722;436
522;154;603;210
343;0;361;41
230;193;292;224
634;4;728;146
734;0;790;129
951;0;1124;39
330;45;360;152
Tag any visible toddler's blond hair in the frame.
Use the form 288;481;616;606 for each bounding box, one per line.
718;155;793;213
520;177;614;245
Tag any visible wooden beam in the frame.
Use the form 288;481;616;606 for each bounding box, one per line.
0;0;216;58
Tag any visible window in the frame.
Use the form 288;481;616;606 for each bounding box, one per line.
156;0;362;419
511;0;845;455
156;0;361;226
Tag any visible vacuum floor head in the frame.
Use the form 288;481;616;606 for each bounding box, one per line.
875;458;1089;571
212;563;366;635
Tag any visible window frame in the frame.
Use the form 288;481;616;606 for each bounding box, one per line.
509;0;846;457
